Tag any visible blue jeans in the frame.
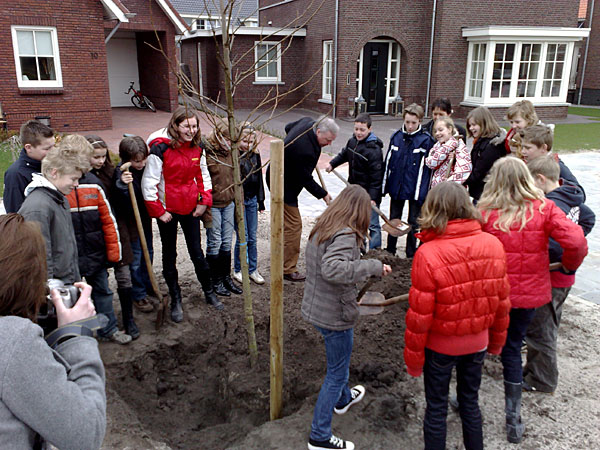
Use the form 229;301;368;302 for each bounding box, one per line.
86;268;117;338
501;307;536;384
423;348;485;450
130;234;154;302
369;207;381;250
234;196;258;273
310;326;354;442
206;202;235;256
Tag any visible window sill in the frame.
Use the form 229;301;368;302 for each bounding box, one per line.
318;98;333;104
252;80;284;85
18;87;64;95
460;100;570;108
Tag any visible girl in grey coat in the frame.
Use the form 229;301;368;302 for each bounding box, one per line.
0;214;105;450
302;185;391;450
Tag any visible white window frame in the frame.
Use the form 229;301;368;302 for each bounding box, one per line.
321;40;333;101
11;25;63;89
180;15;221;31
462;26;589;106
254;41;281;83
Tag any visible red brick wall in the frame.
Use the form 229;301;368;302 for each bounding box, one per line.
580;0;600;104
1;0;112;131
181;33;307;110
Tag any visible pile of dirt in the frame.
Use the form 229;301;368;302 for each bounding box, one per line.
101;245;414;449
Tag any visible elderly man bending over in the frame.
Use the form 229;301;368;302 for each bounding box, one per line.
267;116;338;282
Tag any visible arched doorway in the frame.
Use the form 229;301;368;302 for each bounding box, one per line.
357;39;401;114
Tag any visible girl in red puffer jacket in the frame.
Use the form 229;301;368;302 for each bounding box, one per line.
478;157;587;444
404;181;511;450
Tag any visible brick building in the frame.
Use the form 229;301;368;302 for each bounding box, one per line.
180;0;590;120
579;0;600;104
1;0;186;131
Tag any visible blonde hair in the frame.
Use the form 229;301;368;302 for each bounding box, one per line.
466;106;501;139
403;103;424;120
433;117;461;141
42;134;92;177
506;100;538;126
309;185;371;246
527;155;560;182
478;157;545;232
520;124;553;152
419;182;481;233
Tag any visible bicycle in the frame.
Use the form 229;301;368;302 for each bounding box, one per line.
125;81;156;112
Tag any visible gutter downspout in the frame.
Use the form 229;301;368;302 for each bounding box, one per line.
333;0;339;118
578;0;595;105
425;0;437;116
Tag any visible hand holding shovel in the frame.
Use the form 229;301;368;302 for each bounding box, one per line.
120;162;168;329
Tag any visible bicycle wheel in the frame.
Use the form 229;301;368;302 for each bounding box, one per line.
143;96;157;112
131;95;144;109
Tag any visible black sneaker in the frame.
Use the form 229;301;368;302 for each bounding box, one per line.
334;385;365;415
308;435;355;450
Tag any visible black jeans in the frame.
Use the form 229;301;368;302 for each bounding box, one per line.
157;212;211;293
386;198;421;257
423;348;485;450
501;307;536;384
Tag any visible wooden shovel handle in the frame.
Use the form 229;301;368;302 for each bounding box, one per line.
315;168;328;202
120;162;166;329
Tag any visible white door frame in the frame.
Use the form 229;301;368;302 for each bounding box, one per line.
357;39;400;114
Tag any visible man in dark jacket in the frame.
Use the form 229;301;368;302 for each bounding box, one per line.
326;113;384;249
383;104;435;258
266;116;338;281
3;120;55;213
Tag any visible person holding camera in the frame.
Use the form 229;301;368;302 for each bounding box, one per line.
0;213;106;450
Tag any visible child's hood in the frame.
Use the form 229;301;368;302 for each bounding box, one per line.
365;132;383;146
490;128;508;146
547;180;585;209
24;173;58;197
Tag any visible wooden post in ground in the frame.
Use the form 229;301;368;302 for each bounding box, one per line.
269;138;284;421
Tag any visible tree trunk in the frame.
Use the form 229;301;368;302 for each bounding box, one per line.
220;5;258;368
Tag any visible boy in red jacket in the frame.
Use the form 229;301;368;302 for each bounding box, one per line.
404;182;510;450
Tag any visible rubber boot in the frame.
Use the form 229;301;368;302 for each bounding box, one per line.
504;381;525;444
164;273;183;323
220;250;243;295
207;254;230;297
204;288;224;310
117;288;140;340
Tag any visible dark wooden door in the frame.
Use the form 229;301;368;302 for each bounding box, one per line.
361;42;388;114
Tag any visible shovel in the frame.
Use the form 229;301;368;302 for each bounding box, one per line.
120;162;168;329
358;262;564;316
329;168;410;237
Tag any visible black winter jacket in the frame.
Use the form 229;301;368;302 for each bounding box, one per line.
547;181;595;275
3;149;42;213
266;117;327;207
240;151;265;210
465;130;507;201
330;133;384;203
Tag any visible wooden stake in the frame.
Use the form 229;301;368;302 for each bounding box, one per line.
269;139;284;421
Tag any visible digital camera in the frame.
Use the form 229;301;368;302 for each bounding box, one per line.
38;279;80;333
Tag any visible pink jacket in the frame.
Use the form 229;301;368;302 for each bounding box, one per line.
481;199;587;309
425;137;472;188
